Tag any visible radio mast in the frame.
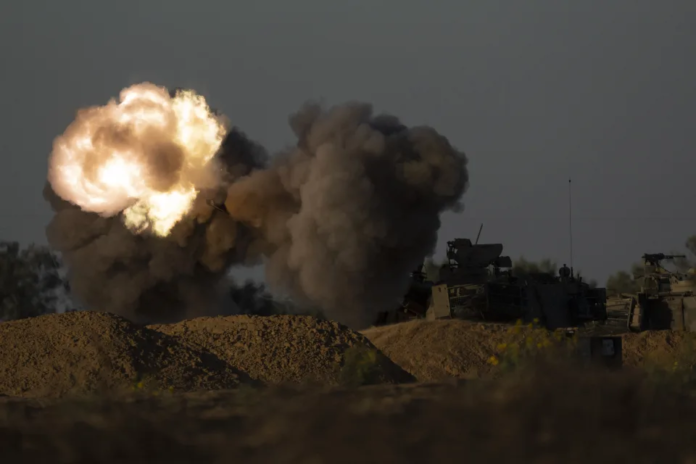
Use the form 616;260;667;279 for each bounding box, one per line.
568;178;574;276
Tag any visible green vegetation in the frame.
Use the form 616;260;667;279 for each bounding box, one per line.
673;235;696;273
130;374;175;397
339;345;382;387
0;241;69;321
605;234;696;296
424;255;599;287
487;319;577;373
226;278;326;319
0;240;327;322
605;263;643;296
484;317;696;395
513;256;557;276
513;257;598;288
641;335;696;390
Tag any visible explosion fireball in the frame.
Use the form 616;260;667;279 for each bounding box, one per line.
48;83;227;236
45;82;469;328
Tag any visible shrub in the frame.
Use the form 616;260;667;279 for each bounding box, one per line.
642;336;696;390
130;374;174;397
339;346;382;387
487;319;577;373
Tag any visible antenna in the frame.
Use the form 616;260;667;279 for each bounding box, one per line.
475;223;483;245
568;178;574;274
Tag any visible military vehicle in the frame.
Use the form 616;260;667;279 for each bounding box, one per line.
605;295;636;331
626;253;696;331
425;238;607;328
376;236;607;330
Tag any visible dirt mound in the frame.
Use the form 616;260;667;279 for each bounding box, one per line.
364;318;696;382
149;315;414;386
621;330;696;367
362;319;512;381
0;311;247;398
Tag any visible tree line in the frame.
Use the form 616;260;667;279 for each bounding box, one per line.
1;235;694;321
605;235;696;296
423;255;597;287
0;240;323;322
423;234;696;296
0;242;68;321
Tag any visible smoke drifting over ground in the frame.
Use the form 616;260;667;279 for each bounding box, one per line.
45;84;468;328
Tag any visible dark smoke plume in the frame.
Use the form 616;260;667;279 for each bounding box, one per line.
223;102;469;328
46;98;468;328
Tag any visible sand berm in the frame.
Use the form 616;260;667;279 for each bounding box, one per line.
0;311;412;398
361;318;696;381
1;311;692;398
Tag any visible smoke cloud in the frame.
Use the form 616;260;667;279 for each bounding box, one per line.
44;125;264;323
45;85;468;328
224;102;468;327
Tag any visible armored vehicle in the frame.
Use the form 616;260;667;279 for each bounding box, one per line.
375;237;607;329
425;238;607;329
627;253;696;331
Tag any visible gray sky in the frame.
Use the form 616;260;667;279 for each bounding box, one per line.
1;0;695;286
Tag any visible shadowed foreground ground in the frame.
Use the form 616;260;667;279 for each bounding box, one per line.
2;366;696;463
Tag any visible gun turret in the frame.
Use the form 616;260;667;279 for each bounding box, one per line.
445;239;506;269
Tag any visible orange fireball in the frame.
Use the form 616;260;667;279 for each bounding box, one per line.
48;83;227;236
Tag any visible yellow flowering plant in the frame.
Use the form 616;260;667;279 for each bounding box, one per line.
487;319;577;372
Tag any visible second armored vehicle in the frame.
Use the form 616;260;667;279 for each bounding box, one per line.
626;253;696;331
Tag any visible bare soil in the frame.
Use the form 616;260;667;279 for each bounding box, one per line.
0;311;413;399
150;315;414;386
3;314;696;462
0;312;247;398
621;329;696;367
363;319;696;381
361;319;510;381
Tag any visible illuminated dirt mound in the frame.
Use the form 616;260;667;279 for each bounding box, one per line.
363;319;696;382
620;330;696;367
362;320;511;381
149;315;415;386
0;312;247;398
